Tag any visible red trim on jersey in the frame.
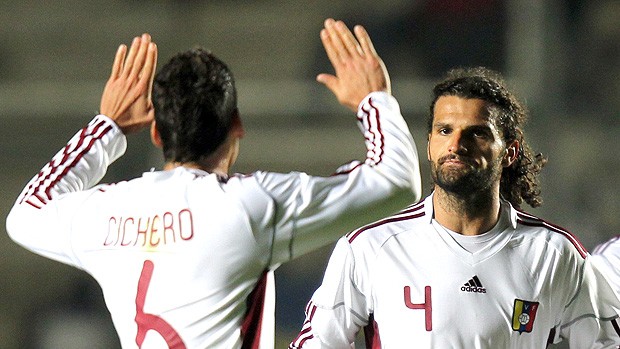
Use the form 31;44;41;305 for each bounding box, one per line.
308;303;317;320
368;98;384;166
358;96;384;167
19;118;112;208
331;161;363;176
240;270;269;349
331;95;390;176
289;303;317;348
24;200;41;209
516;211;588;259
48;126;112;199
43;122;104;200
347;202;426;243
399;202;425;215
290;325;314;348
25;192;48;208
363;314;382;349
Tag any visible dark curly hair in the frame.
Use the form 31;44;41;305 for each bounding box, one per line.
153;47;238;163
427;67;547;208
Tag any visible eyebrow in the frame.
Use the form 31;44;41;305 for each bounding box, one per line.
431;122;496;137
432;121;450;129
467;125;494;133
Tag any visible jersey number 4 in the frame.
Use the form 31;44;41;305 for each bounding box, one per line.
404;285;432;331
135;260;187;349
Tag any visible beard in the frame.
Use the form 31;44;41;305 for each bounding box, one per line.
430;155;503;197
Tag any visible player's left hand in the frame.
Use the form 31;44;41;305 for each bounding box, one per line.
100;33;158;134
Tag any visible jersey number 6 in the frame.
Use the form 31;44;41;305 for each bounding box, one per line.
135;259;187;349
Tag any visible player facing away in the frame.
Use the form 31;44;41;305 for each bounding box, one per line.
290;64;620;347
6;26;423;349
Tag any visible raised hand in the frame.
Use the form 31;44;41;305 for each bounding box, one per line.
100;33;158;134
317;18;390;112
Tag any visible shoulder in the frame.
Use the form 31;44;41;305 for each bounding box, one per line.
229;170;302;187
346;200;429;248
512;208;588;260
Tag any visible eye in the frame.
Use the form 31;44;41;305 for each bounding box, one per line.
438;127;451;135
471;127;493;140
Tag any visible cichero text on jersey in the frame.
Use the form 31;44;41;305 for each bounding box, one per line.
104;209;194;247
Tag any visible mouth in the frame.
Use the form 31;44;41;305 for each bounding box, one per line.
439;155;472;167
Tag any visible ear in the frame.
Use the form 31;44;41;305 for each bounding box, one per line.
150;120;163;148
502;139;519;167
426;136;431;161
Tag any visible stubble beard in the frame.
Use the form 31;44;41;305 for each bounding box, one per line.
430;157;502;198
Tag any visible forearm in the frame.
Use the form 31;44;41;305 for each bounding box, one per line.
354;92;421;199
6;114;126;264
16;114;126;209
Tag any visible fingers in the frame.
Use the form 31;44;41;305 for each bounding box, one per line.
142;42;158;100
320;28;340;69
317;18;389;111
354;25;377;58
110;44;127;80
129;34;152;80
323;19;348;64
323;19;363;62
109;33;154;88
122;36;141;78
316;73;336;88
334;20;363;56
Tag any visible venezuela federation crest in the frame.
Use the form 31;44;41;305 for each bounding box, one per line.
512;299;539;333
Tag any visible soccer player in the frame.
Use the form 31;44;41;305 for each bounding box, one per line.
289;60;620;346
6;22;422;349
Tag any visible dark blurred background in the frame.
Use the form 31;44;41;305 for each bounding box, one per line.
0;0;618;348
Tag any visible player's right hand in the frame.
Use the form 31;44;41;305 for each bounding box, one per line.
317;18;390;112
100;33;158;134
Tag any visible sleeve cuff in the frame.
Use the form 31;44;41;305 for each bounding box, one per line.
356;91;398;113
91;114;127;163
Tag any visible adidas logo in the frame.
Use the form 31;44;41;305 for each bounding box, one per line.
461;275;487;293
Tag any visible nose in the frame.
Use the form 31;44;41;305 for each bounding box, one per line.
448;131;467;154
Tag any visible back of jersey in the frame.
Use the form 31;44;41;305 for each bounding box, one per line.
72;168;271;348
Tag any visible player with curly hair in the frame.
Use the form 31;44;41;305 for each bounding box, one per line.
291;29;620;349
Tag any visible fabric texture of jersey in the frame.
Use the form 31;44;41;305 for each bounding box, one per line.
290;194;620;348
592;236;620;302
6;92;421;349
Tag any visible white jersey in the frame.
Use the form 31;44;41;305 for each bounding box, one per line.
592;236;620;298
6;92;421;349
290;194;620;348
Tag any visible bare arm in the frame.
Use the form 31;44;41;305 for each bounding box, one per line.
317;18;390;112
100;33;158;134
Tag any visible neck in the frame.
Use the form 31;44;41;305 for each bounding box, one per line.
432;186;502;236
162;141;234;178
